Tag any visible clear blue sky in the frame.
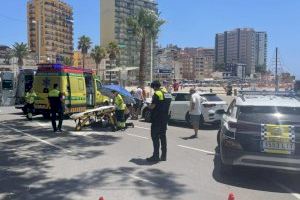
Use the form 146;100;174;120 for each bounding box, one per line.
0;0;299;78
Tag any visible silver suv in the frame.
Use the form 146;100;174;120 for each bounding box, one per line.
218;91;300;174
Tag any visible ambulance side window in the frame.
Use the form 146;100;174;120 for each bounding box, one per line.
96;80;102;92
78;79;84;91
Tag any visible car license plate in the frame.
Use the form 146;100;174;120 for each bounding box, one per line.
261;124;295;155
262;141;295;152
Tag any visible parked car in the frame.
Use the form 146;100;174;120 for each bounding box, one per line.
218;91;300;174
169;92;227;126
141;92;227;126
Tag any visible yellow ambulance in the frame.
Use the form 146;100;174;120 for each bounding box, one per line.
33;63;109;118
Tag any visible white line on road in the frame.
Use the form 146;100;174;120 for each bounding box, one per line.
178;145;216;155
0;124;73;153
36;122;49;127
274;181;300;200
134;126;150;130
126;133;149;140
128;174;155;185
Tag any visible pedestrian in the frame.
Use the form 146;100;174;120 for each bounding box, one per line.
135;86;145;116
112;90;126;129
189;88;202;138
173;79;179;92
25;87;37;120
147;80;172;162
48;84;64;132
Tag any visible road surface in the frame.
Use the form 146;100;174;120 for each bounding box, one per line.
0;98;299;200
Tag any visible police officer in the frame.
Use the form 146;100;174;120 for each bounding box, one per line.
112;90;126;129
147;80;172;162
48;84;64;132
25;87;37;120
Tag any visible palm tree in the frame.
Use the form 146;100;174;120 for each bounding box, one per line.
78;35;92;68
106;42;120;82
127;8;165;87
12;42;29;70
91;45;106;76
106;41;120;68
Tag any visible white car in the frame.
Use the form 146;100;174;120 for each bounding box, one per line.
169;92;227;126
141;92;227;126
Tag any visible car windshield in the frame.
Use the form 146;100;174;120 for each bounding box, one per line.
237;106;300;124
201;94;223;101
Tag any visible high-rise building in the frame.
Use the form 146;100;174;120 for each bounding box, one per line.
100;0;158;81
256;32;267;71
27;0;73;63
215;28;267;76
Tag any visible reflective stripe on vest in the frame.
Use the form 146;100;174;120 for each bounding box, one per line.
48;89;60;97
155;90;164;101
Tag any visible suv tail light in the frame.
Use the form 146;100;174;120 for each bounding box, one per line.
203;104;216;108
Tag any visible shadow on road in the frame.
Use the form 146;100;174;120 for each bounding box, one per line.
168;120;219;131
212;152;300;194
129;158;159;166
0;116;190;199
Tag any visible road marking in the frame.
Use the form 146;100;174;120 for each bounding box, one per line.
36;122;49;127
126;133;149;140
135;126;150;130
0;124;73;153
178;145;216;155
274;181;300;200
128;174;155;185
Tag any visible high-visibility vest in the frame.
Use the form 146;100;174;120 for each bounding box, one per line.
25;92;37;104
115;94;126;110
48;89;60;97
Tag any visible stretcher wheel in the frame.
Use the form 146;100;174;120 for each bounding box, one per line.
75;123;82;131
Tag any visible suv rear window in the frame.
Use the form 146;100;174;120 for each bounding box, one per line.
237;106;300;124
202;94;222;101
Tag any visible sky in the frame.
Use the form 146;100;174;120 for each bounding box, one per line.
0;0;299;78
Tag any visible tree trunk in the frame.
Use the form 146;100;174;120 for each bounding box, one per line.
82;53;86;69
96;63;99;75
139;36;146;87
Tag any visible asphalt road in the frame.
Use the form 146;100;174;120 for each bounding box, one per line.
0;96;300;200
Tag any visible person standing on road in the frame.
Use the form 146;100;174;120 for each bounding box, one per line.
147;80;172;162
48;84;64;132
135;86;145;116
25;87;37;120
112;90;126;129
189;88;202;138
173;79;179;92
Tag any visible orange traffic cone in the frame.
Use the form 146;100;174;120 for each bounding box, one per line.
99;197;104;200
228;193;235;200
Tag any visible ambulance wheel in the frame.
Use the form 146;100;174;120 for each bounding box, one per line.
42;113;51;120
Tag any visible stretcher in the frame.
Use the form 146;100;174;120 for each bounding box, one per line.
70;106;134;131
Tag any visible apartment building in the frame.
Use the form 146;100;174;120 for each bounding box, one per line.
215;28;267;76
100;0;158;81
27;0;73;63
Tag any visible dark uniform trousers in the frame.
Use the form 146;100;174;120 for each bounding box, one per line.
51;108;63;131
151;122;167;158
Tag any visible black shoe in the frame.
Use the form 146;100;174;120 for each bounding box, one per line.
146;156;160;162
160;156;167;161
57;129;62;133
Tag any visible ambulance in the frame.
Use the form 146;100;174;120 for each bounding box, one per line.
33;63;109;118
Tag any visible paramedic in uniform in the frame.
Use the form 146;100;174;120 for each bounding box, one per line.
25;87;37;120
112;90;126;129
48;84;64;132
147;80;172;162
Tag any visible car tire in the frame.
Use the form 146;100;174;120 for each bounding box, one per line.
143;109;151;122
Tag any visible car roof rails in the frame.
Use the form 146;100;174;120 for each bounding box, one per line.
238;90;296;98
